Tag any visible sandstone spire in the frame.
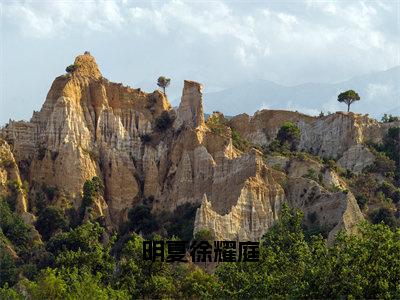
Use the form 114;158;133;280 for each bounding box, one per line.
174;80;205;129
73;52;102;79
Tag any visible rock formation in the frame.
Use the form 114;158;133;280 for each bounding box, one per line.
174;80;205;129
2;52;396;242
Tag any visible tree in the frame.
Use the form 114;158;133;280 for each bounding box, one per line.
337;90;360;112
157;76;170;95
127;204;159;236
381;114;399;123
35;206;68;240
277;122;301;151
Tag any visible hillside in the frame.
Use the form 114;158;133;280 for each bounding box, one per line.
1;53;399;298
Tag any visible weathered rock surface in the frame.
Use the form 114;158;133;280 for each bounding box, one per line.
229;110;399;172
174;80;205;129
0;138;28;214
285;177;363;242
3;52;394;242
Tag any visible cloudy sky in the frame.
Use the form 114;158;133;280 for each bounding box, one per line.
1;0;399;124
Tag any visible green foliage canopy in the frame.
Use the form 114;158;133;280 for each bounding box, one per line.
337;90;360;112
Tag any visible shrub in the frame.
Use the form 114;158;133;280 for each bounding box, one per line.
140;134;152;143
128;204;159;236
65;64;77;73
36;206;68;240
379;181;400;203
355;194;368;209
164;203;199;241
304;168;318;181
42;185;57;201
206;113;229;136
381;114;399;123
231;128;251;152
81;177;104;209
194;228;214;242
367;150;396;177
277;122;301;151
324;159;340;172
369;208;399;229
5;180;22;211
0;200;31;250
155;111;174;132
37;146;46;160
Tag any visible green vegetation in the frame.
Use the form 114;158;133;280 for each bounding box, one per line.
277;121;301;151
127;202;199;241
36;206;68;240
264;122;301;156
157;76;171;95
65;64;77;73
366;127;400;182
194;228;214;242
140;133;152;143
0;151;13;168
127;204;159;236
82;177;104;208
154;111;174;132
231;128;251;152
382;114;400;123
2;200;400;298
337;89;360;112
5;180;22;211
206;112;229;136
216;205;400;299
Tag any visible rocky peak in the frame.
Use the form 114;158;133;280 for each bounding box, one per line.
174;80;205;129
73;52;102;79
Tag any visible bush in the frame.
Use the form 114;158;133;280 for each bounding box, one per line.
36;206;68;240
355;194;368;209
37;146;47;160
155;111;174;132
206;113;229;136
42;185;57;201
5;180;22;211
65;64;77;73
0;200;31;250
277;122;301;151
81;177;104;209
379;181;400;203
365;149;396;177
231;128;251;152
381;114;399;123
140;134;152;143
304;168;318;181
128;204;159;236
369;207;399;229
164;203;199;241
194;228;214;242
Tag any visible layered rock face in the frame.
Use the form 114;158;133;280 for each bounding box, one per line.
2;53;171;225
229;110;400;173
2;53;391;242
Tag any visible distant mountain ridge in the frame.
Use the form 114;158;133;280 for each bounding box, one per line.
203;66;400;119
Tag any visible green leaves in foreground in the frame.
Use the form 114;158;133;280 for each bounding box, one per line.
216;205;400;299
2;203;400;299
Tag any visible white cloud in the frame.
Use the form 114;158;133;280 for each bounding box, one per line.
1;0;399;123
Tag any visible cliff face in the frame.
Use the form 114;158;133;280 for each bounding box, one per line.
1;53;395;241
229;111;399;173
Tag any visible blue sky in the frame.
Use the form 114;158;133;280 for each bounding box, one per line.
1;0;399;124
